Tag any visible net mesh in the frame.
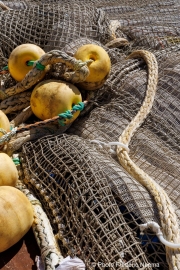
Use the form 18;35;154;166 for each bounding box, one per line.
22;133;166;270
0;0;180;269
67;45;180;222
0;2;114;59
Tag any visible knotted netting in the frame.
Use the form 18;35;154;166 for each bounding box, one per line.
67;43;180;220
66;41;180;268
22;133;158;270
0;1;180;270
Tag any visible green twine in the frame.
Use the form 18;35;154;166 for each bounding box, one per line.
58;102;85;126
12;157;21;166
1;61;45;73
26;60;35;66
59;110;73;119
27;60;45;71
58;110;73;126
2;66;8;71
72;102;85;111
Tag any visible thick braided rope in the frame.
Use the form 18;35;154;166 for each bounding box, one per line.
116;50;180;270
10;106;33;128
17;180;63;270
0;50;92;100
0;91;31;114
0;127;17;145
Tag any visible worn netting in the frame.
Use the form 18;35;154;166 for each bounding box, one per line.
0;1;180;269
22;133;163;270
66;43;180;268
1;0;180;51
67;44;180;220
0;2;114;59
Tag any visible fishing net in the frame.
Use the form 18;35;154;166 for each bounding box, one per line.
0;1;114;59
66;42;180;268
22;133;163;270
67;44;180;221
0;0;180;270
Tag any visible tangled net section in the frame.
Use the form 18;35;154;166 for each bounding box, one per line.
0;1;180;270
67;45;180;268
68;45;180;222
22;133;160;270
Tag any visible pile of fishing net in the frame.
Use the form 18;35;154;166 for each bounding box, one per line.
0;1;180;270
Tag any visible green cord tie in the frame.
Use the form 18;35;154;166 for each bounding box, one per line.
1;61;45;72
72;102;85;111
59;110;73;119
58;102;85;126
58;110;73;126
2;66;8;71
12;157;21;166
27;60;45;71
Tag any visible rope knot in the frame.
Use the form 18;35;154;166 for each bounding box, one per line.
90;139;129;155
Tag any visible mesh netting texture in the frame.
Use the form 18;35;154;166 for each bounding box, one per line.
1;0;180;52
66;44;180;266
0;1;180;269
22;133;167;270
67;45;180;222
0;2;114;60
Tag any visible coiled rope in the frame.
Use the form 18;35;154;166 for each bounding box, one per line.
0;50;92;100
117;50;180;270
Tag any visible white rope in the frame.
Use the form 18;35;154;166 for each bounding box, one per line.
90;139;129;154
140;221;180;249
0;127;17;145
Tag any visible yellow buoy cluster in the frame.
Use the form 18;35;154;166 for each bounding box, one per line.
0;152;33;252
0;42;111;252
7;43;111;122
